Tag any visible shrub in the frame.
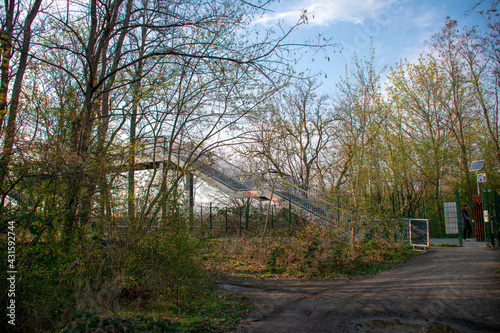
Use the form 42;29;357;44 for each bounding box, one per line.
202;224;415;279
0;220;246;332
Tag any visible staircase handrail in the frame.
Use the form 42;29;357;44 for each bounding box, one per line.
137;138;375;223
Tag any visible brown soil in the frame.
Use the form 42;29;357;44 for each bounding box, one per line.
223;244;500;332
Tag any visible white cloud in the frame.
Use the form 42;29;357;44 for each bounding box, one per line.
258;0;402;26
410;10;439;28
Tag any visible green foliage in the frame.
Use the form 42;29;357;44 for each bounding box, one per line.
0;221;248;332
0;238;79;331
64;311;180;332
297;237;321;274
264;246;285;273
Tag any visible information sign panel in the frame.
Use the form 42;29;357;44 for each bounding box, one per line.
443;202;458;234
478;173;487;183
409;219;429;247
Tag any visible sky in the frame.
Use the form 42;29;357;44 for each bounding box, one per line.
200;0;491;203
255;0;490;94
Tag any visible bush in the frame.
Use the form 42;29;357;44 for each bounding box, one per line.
201;225;415;279
0;221;246;332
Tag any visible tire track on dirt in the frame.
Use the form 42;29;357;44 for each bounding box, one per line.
228;247;500;333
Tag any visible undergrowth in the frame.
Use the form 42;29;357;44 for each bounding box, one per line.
0;222;250;332
201;226;417;279
1;217;415;332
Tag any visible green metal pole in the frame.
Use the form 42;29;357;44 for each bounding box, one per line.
495;191;500;246
200;206;203;237
188;173;194;228
239;206;242;237
225;207;228;235
271;205;274;229
289;197;292;226
392;193;395;215
245;201;249;231
455;191;463;247
209;202;212;237
481;188;494;247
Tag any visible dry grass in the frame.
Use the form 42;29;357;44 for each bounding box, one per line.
200;226;414;279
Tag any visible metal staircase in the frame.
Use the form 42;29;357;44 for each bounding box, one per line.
136;138;370;224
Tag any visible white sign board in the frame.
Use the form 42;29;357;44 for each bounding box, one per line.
443;202;459;234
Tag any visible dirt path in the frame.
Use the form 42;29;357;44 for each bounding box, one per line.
223;245;500;333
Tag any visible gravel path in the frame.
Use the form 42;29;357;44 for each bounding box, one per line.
224;244;500;332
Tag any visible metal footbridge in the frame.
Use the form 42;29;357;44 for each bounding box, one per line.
133;138;366;225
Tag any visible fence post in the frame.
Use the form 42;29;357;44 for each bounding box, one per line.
225;207;228;235
209;202;212;237
289;197;292;226
187;173;194;228
239;206;242;237
455;191;463;247
200;205;203;237
271;205;274;229
481;188;494;247
494;191;500;246
245;201;249;231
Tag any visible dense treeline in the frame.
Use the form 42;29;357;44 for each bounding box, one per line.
0;0;499;331
243;15;500;226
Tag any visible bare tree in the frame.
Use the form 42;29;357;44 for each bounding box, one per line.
332;50;386;258
23;0;333;241
431;18;477;207
461;14;500;165
243;78;334;187
0;0;43;210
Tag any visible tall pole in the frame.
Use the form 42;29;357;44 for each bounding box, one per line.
245;200;249;231
239;206;242;237
187;173;194;227
455;191;463;247
481;188;494;247
476;171;480;196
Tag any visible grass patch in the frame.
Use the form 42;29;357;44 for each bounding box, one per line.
436;243;461;247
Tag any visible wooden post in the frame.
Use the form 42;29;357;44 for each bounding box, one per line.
473;196;485;241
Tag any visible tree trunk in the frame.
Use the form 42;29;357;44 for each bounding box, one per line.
0;0;43;200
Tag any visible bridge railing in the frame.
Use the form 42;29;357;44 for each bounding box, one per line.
135;138;375;225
